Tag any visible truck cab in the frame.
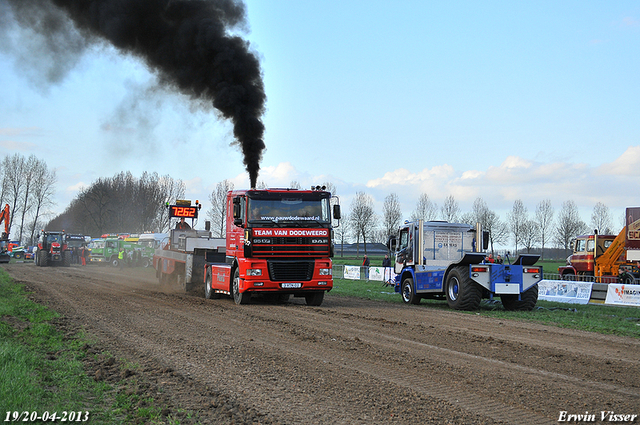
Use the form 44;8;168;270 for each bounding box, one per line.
389;220;542;311
558;234;616;279
205;187;340;306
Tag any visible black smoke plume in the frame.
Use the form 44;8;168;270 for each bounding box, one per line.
2;0;266;187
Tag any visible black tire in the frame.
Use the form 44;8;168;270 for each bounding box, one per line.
143;258;151;268
401;276;421;305
232;269;250;305
14;252;23;260
501;284;538;311
278;293;291;303
305;291;325;306
446;266;481;310
111;257;119;268
62;251;71;267
39;251;49;267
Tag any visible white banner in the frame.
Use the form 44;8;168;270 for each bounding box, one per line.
343;265;361;280
538;280;591;304
369;267;384;281
605;283;640;307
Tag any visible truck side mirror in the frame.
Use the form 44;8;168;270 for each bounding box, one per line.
387;235;397;251
205;221;211;231
333;204;341;220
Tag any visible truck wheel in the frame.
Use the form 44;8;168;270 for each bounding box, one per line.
446;266;481;310
14;252;23;260
232;269;250;305
111;257;119;268
401;277;420;305
501;284;538;311
205;269;221;299
62;251;71;267
305;291;324;306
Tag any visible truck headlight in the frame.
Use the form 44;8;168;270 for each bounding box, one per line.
246;269;262;276
319;268;332;276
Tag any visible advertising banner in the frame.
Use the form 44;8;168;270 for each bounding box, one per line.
538;280;592;304
343;265;361;280
368;267;396;283
604;283;640;307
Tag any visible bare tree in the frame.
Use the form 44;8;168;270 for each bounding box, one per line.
555;200;586;255
410;193;437;222
28;161;57;243
591;202;613;235
535;199;554;260
334;211;350;257
320;182;336;195
382;193;402;240
207;179;234;237
349;192;377;256
155;175;186;232
508;199;527;254
466;198;507;255
440;194;459;222
3;154;26;235
521;219;540;254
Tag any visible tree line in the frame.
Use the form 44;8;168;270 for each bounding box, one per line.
344;192;619;259
0;153;57;246
44;172;617;259
47;171;186;237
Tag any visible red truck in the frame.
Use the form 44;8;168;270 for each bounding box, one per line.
205;187;340;306
154;187;341;306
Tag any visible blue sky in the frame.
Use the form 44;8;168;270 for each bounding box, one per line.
1;0;639;233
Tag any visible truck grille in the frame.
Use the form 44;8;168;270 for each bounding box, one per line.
267;260;314;281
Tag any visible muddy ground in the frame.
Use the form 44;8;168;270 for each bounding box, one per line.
3;263;639;424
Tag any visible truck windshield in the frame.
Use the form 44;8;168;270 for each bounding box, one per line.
92;241;105;249
247;193;331;227
139;240;155;248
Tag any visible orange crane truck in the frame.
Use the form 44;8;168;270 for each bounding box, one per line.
558;207;640;283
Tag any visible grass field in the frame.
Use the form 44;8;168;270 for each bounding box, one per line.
0;270;169;424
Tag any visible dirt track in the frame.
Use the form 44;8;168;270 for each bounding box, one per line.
3;263;640;424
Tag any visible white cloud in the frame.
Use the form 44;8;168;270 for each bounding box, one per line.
597;146;640;176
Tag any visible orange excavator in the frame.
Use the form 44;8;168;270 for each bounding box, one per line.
0;204;10;263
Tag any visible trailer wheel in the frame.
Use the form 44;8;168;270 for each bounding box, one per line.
232;269;250;305
501;284;538;311
205;268;221;299
401;277;421;305
446;266;481;310
305;291;324;306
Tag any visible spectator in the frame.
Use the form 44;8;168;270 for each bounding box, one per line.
363;255;370;280
382;254;391;267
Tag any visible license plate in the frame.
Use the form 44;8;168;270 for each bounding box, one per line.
281;282;302;289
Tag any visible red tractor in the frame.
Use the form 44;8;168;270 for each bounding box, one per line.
35;230;72;267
